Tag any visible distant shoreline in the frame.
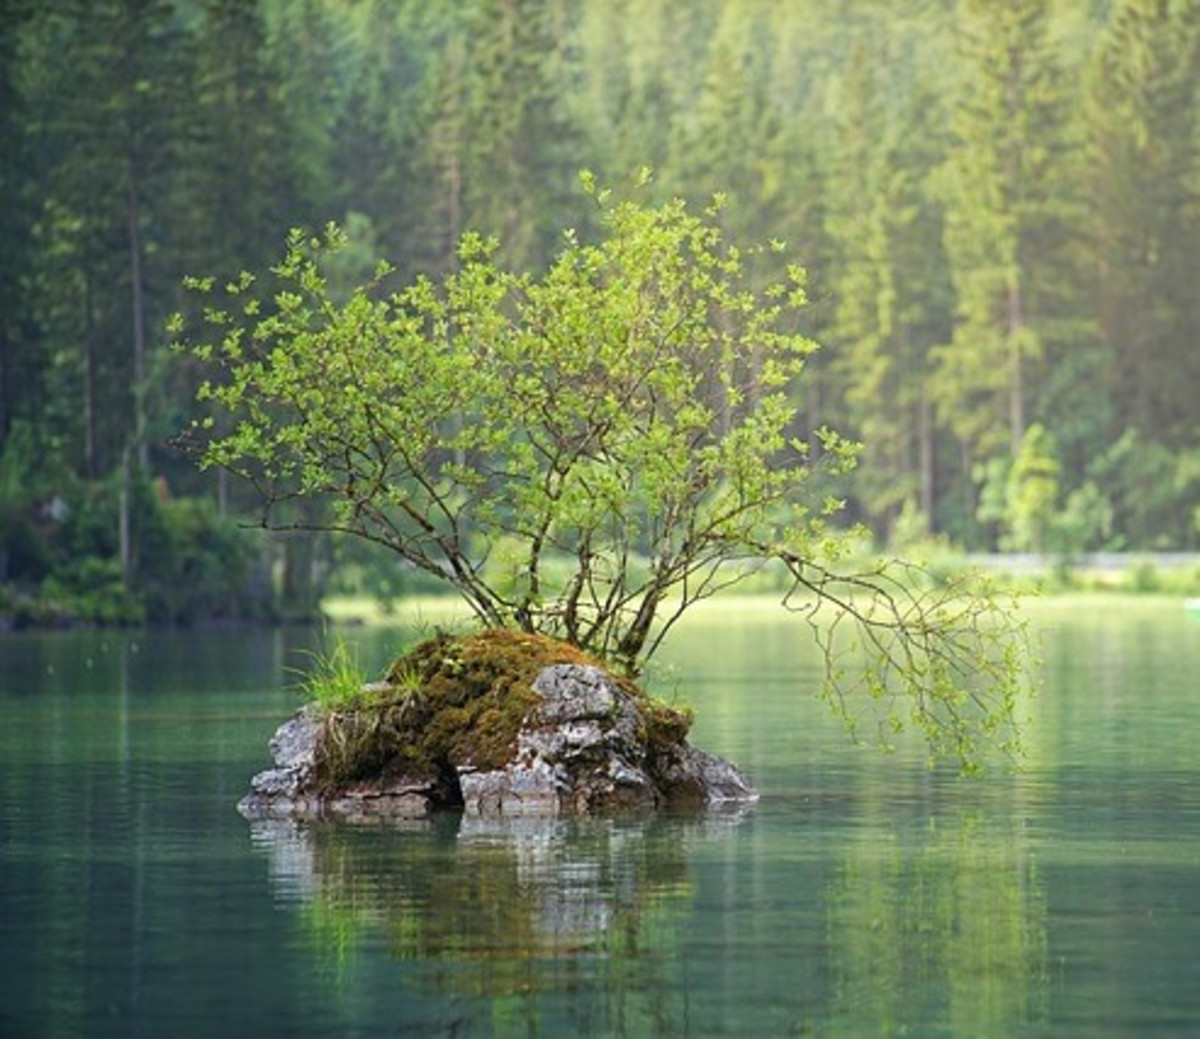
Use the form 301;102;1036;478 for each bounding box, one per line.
966;552;1200;575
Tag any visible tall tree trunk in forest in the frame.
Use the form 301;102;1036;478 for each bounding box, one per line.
279;532;320;623
119;448;132;586
0;324;9;444
1007;275;1025;455
443;149;463;271
127;179;149;474
84;270;99;480
1086;0;1200;449
920;390;935;524
278;499;325;622
933;0;1068;489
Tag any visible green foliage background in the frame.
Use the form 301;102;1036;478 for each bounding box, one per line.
3;0;1200;624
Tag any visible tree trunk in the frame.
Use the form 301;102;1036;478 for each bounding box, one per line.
280;532;320;623
84;270;98;479
118;449;132;586
1007;275;1025;456
0;321;9;444
616;587;661;675
919;389;935;528
127;179;149;473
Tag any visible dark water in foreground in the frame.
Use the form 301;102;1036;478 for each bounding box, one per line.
2;596;1199;1037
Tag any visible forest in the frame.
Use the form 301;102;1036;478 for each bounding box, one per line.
2;0;1199;627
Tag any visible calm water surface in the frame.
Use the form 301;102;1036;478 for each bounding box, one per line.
2;597;1199;1037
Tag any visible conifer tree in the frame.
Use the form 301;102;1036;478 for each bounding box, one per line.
822;22;953;538
931;0;1073;502
572;0;687;188
462;0;584;270
24;0;190;480
188;0;295;278
1085;0;1200;449
0;1;39;449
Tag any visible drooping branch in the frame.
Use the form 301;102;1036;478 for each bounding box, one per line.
777;552;1028;773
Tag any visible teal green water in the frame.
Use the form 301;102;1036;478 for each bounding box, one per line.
2;598;1199;1037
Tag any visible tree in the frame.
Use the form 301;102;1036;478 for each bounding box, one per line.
0;1;39;452
457;0;584;271
670;3;771;211
321;1;432;266
406;8;473;277
40;0;189;476
931;0;1074;536
1002;422;1060;553
175;177;1025;773
18;0;199;593
572;0;696;189
820;18;954;539
186;0;297;280
1085;0;1200;450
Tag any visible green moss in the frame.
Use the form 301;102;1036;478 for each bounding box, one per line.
640;697;693;747
314;629;612;791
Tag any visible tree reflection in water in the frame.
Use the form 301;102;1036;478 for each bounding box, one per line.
246;800;1047;1034
825;809;1049;1035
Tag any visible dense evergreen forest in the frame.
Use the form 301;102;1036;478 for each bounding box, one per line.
2;0;1199;626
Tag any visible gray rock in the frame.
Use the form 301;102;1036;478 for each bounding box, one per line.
655;743;760;805
236;710;319;816
458;760;561;816
321;779;439;821
531;665;617;722
269;710;319;770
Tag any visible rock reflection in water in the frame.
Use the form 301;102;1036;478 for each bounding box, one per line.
248;808;751;969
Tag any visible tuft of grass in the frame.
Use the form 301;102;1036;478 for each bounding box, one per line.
292;635;371;715
389;659;424;697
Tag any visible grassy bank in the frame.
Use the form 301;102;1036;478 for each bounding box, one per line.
318;553;1200;634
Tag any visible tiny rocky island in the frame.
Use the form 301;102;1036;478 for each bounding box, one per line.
239;629;757;821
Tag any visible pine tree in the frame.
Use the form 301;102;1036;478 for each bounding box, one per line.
1085;0;1200;450
0;1;40;449
670;2;771;213
185;0;296;278
323;1;433;263
465;0;585;270
571;0;693;188
23;0;192;481
822;19;954;538
931;0;1076;543
407;7;474;276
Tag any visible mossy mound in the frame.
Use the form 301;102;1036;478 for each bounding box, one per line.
240;628;756;820
313;629;690;794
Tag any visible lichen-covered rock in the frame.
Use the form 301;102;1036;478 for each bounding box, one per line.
653;743;761;805
236;710;319;818
238;709;445;820
457;759;561;816
237;631;757;820
457;663;663;815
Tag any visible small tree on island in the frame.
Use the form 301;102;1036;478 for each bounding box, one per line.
171;173;1027;774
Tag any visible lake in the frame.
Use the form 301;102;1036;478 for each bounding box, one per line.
2;596;1199;1037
